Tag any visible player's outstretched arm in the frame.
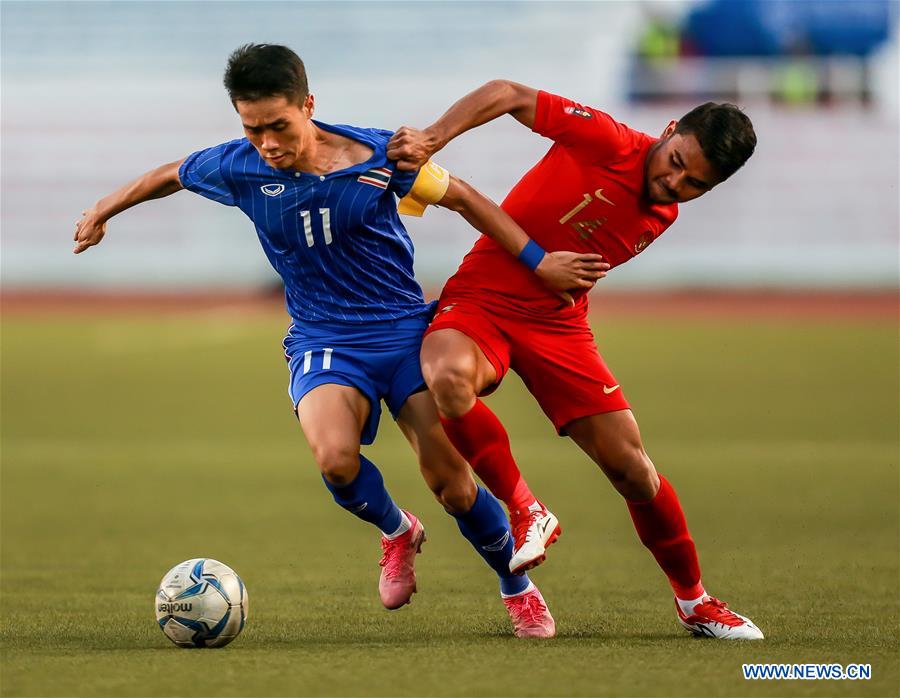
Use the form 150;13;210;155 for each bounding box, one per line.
437;176;608;305
387;80;538;171
73;159;185;254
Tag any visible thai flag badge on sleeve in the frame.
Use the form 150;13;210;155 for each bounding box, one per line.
357;167;392;189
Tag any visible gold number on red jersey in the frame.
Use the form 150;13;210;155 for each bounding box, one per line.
559;189;616;226
559;193;592;224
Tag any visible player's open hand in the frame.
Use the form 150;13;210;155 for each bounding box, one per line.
73;206;107;254
536;251;609;306
387;127;440;172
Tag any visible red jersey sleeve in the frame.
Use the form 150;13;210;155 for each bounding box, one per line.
532;90;638;165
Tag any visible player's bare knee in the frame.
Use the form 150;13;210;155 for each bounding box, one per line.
426;363;477;418
625;463;658;500
319;460;360;486
418;455;477;512
617;451;659;500
311;443;361;485
596;440;658;500
435;477;477;514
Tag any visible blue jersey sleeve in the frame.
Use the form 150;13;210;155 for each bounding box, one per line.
178;141;239;206
388;163;419;199
362;127;419;199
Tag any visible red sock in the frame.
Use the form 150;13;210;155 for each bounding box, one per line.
626;475;704;600
439;399;535;513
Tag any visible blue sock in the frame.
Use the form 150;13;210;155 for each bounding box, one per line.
451;487;530;596
322;454;402;535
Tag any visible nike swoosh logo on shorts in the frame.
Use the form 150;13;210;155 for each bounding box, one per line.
603;384;620;394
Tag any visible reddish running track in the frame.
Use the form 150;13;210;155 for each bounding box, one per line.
1;289;896;321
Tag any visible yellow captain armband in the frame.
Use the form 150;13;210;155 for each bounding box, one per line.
398;160;451;217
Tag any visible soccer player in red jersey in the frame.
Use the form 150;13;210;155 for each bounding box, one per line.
387;81;764;639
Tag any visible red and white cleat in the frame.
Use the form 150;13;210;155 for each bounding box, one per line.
503;584;556;638
378;511;425;610
508;501;561;574
676;596;764;640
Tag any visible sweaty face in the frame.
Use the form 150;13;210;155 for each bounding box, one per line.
644;128;720;204
235;94;313;169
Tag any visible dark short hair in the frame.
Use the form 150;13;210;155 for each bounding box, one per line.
224;44;309;105
674;103;756;181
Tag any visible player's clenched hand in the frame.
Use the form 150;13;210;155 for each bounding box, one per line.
73;206;108;254
535;252;609;306
387;127;441;172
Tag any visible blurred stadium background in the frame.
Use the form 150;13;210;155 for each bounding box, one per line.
2;0;897;292
2;2;898;697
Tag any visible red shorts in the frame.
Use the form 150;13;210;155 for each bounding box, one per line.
424;298;629;434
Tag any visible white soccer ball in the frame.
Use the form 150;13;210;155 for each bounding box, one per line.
155;558;248;648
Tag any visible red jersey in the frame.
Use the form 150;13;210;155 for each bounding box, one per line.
442;91;678;316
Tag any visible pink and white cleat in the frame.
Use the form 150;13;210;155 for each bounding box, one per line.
378;511;425;610
676;596;764;640
509;501;562;574
502;583;556;638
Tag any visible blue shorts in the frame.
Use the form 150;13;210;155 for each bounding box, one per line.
282;312;433;445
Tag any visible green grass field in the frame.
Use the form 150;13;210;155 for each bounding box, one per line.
1;308;897;697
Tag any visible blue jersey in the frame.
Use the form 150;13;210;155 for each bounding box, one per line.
178;121;428;323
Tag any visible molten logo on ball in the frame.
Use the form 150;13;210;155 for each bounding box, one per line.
155;558;249;648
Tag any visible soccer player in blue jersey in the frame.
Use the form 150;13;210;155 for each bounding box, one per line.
73;44;607;638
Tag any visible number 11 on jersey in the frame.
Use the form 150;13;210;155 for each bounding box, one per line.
300;208;333;247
